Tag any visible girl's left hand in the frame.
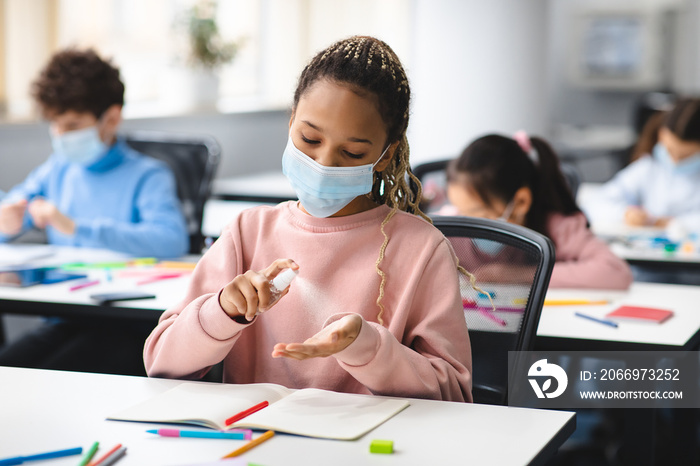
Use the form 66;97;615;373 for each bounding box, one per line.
271;314;362;360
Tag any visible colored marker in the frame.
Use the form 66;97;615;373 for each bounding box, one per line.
544;299;609;306
136;272;186;286
77;442;99;466
221;430;275;458
69;280;100;292
146;429;252;440
86;443;121;466
463;301;524;313
225;401;269;426
574;312;618;328
0;447;83;465
478;308;507;326
155;261;197;270
97;446;125;466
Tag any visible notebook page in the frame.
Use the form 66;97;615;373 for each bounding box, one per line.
235;388;410;440
107;382;293;430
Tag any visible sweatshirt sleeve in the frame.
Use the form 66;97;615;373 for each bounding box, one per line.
0;159;53;242
581;158;650;225
72;167;189;258
329;239;473;402
548;213;632;290
144;223;249;379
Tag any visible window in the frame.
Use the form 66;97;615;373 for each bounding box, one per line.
0;0;411;121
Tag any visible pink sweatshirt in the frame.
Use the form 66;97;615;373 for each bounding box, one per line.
434;206;632;290
547;212;632;289
144;201;473;402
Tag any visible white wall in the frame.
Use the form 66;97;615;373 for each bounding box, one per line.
407;0;550;164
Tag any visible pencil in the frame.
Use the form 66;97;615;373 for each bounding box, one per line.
544;299;609;306
221;430;275;458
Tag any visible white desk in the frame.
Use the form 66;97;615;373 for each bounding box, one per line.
537;282;700;350
0;246;194;322
203;172;296;238
0;366;575;466
577;182;700;266
212;172;296;202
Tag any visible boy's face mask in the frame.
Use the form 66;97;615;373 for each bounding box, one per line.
51;125;108;166
282;136;389;218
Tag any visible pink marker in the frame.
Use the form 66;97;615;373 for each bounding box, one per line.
136;272;186;286
69;279;100;292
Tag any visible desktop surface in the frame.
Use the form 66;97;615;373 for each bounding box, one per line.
0;366;575;466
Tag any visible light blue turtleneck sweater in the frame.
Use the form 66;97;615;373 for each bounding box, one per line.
0;141;189;258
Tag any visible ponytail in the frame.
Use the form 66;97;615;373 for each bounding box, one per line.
527;137;580;234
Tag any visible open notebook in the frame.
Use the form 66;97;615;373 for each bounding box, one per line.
107;382;410;441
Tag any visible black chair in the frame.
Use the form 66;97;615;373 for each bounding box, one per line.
123;131;221;254
431;215;555;405
410;158;452;213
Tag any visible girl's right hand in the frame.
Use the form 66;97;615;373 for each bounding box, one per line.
219;259;299;322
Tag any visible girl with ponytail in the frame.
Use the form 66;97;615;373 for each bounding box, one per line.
145;36;473;402
440;133;632;290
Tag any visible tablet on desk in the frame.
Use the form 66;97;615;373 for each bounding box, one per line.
0;267;87;287
90;291;156;305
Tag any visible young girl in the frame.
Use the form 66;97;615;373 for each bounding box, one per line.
440;133;632;290
585;98;700;231
144;36;473;402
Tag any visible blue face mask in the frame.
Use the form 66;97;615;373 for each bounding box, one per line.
51;126;108;166
472;201;514;255
653;143;700;175
282;136;389;218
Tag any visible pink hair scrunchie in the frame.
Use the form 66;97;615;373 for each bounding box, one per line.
513;130;532;154
513;130;538;165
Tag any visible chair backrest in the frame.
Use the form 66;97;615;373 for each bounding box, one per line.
431;215;555;405
123;130;221;254
410;158;451;213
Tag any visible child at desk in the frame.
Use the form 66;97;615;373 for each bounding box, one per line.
0;49;188;257
0;49;187;376
437;133;632;290
145;36;473;402
583;97;700;232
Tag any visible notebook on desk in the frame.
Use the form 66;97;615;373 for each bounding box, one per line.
606;305;674;324
107;382;409;440
0;244;55;268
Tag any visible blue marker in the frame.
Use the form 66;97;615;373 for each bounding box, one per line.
574;312;618;328
0;447;83;465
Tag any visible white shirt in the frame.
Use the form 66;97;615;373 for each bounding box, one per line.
582;154;700;233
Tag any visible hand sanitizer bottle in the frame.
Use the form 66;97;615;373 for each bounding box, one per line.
257;268;298;314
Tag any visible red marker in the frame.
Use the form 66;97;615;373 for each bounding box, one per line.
225;401;269;426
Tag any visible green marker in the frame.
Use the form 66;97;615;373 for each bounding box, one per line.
77;441;99;466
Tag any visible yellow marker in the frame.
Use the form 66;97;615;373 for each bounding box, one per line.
544;299;609;306
156;261;197;270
